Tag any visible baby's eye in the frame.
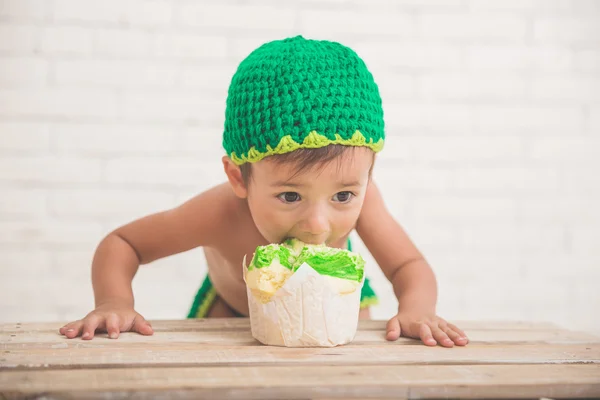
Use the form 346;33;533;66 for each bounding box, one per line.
277;192;301;203
332;191;354;203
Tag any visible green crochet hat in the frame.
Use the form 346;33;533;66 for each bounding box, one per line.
222;35;384;165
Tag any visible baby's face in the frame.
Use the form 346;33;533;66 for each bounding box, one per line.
246;148;373;246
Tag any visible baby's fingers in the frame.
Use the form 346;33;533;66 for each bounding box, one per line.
446;323;469;346
133;315;154;336
81;315;101;340
105;314;121;339
431;324;454;348
419;323;437;346
59;321;83;339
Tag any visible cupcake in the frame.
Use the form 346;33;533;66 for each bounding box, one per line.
243;239;365;347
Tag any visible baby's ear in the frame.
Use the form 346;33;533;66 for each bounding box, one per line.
222;156;248;198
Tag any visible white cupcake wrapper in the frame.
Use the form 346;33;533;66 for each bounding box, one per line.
243;258;363;347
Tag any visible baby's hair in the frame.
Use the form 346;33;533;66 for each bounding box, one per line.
240;145;375;185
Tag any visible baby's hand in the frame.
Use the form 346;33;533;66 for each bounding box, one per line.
386;312;468;348
58;301;154;340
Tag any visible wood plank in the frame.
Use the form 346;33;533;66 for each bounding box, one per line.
1;343;598;369
1;364;599;399
2;326;598;349
0;319;563;333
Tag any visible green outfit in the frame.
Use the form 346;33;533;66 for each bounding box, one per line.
187;238;378;319
188;35;385;319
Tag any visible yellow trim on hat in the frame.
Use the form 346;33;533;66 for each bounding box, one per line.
230;130;384;165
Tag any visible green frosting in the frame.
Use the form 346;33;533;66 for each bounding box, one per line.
250;243;294;269
248;238;365;282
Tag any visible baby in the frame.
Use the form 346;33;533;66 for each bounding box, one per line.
59;36;468;347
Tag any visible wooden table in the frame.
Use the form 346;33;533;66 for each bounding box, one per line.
1;319;599;399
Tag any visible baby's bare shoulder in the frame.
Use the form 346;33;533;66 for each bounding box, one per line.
186;182;256;240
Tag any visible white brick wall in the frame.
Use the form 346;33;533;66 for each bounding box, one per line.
0;0;598;334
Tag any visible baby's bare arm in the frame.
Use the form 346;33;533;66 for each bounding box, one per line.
357;181;468;347
60;183;234;339
356;181;433;309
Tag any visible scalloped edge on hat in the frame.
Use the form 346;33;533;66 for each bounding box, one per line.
229;130;384;165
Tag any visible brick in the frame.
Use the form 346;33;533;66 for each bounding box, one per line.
385;103;473;132
52;123;180;154
0;24;38;53
300;10;415;36
229;36;285;60
0;250;52;280
176;3;295;31
54;60;178;88
179;127;230;158
533;17;600;43
292;0;355;4
179;63;237;90
0;0;48;20
528;137;600;163
0;122;49;151
105;157;209;186
569;226;600;254
405;222;462;252
520;45;573;70
121;92;222;122
376;72;417;101
0;303;64;322
40;26;93;54
590;106;600;132
1;277;93;310
399;135;523;163
380;0;465;8
574;49;600;71
461;279;570;320
373;164;454;193
0;88;118;118
298;0;464;7
411;195;517;223
468;0;572;12
353;41;463;69
94;28;152;57
569;283;600;334
428;251;523;279
419;72;528;100
474;106;585;132
520;253;600;280
0;188;47;218
0;57;48;87
53;0;172;26
126;0;173;25
0;156;102;183
571;0;600;14
466;44;572;70
49;189;174;219
420;13;528;41
460;223;566;253
51;250;99;280
154;33;227;60
531;75;600;101
454;166;560;194
0;220;104;246
560;168;600;195
52;0;125;23
518;195;600;223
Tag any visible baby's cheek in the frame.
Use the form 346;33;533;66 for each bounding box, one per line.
256;212;294;242
335;209;361;232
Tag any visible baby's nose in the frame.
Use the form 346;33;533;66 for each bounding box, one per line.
303;210;329;237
